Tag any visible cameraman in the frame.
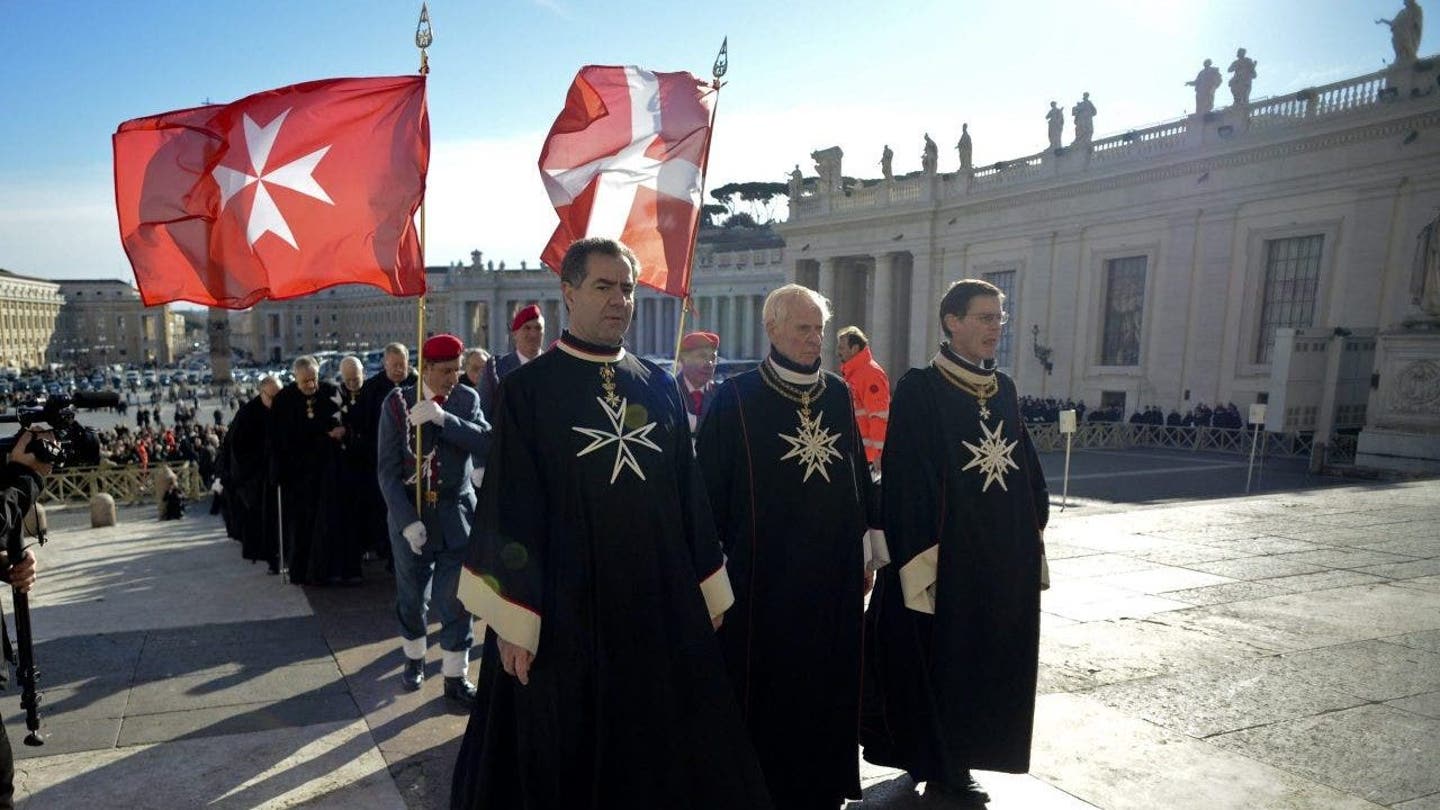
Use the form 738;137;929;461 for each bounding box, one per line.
0;431;42;809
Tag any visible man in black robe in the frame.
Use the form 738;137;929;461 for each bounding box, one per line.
228;375;281;573
861;279;1049;804
696;284;873;810
268;356;345;585
453;237;771;810
354;344;417;562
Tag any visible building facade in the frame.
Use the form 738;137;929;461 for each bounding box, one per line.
778;57;1440;420
51;279;187;368
236;228;787;364
0;269;63;371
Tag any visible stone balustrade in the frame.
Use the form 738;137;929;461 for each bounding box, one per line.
790;55;1437;221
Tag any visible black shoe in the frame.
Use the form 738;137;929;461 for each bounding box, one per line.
926;772;989;805
444;675;477;706
402;658;424;692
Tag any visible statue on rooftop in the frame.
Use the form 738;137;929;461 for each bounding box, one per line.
956;124;973;172
811;147;844;193
1228;48;1258;106
1046;102;1064;150
788;164;803;199
921;133;938;174
1377;0;1424;67
1071;93;1096;146
1186;59;1223;115
880;144;894;181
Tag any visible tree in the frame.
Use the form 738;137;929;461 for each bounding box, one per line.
709;181;788;224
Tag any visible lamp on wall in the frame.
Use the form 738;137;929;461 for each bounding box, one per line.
1031;324;1054;375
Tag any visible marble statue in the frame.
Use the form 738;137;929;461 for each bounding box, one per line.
880;144;894;181
1413;210;1440;318
812;147;844;193
1228;48;1258;106
788;164;803;199
1071;93;1096;146
1046;101;1064;150
1186;59;1223;115
956;124;972;171
921;133;938;174
1377;0;1424;66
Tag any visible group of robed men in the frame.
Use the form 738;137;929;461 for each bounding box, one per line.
223;235;1048;810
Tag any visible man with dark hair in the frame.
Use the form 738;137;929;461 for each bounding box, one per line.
377;334;490;703
862;278;1049;805
478;304;544;418
453;236;771;809
696;284;875;809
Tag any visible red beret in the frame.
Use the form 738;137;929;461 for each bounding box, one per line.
680;331;720;352
422;334;464;362
511;304;542;332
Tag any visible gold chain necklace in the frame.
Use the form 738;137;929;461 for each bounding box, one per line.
599;363;620;408
760;360;826;423
936;362;999;420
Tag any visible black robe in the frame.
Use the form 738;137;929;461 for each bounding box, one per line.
861;348;1049;779
269;382;349;584
354;369;415;558
695;360;870;807
452;335;772;810
228;396;279;569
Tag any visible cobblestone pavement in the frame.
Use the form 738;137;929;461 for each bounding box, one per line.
5;460;1435;808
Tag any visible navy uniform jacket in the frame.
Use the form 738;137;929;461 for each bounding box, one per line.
376;382;491;550
477;351;526;419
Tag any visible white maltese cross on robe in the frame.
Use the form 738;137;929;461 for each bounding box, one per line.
573;396;662;484
961;419;1020;492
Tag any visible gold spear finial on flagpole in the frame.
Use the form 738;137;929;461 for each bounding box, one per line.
673;37;729;368
414;2;433;513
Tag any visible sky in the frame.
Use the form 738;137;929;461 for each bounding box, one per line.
0;0;1432;286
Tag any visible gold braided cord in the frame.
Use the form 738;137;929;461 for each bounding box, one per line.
759;360;826;408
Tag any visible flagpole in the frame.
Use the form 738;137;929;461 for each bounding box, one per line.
413;2;433;514
673;37;728;369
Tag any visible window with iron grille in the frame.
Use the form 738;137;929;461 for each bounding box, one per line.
1101;256;1146;366
1256;235;1323;363
981;269;1017;369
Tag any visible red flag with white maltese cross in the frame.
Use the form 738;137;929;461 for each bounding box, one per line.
538;65;716;298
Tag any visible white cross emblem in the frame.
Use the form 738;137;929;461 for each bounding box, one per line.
212;109;334;249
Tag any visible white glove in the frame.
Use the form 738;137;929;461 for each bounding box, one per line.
407;400;445;427
469;467;485;488
210;480;224;495
402;521;427;555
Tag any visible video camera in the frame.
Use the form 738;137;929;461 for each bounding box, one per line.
0;391;116;468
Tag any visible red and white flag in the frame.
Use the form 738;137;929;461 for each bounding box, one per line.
538;65;716;298
114;75;429;309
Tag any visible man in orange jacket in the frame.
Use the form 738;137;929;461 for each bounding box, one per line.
837;326;890;471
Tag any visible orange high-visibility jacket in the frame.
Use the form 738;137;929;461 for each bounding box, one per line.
840;346;891;466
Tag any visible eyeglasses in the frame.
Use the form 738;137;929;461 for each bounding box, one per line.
966;312;1010;326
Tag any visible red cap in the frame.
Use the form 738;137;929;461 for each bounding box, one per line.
511;304;542;332
422;334;464;363
679;331;720;352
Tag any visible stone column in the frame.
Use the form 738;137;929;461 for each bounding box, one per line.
818;257;841;368
908;250;938;371
872;254;896;375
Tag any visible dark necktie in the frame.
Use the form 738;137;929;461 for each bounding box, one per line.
433;394;446;406
689;389;703;415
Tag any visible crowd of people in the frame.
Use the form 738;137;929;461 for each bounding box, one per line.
7;237;1063;808
1017;395;1250;429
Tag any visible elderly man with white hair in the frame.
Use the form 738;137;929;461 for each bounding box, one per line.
268;355;350;585
695;283;877;810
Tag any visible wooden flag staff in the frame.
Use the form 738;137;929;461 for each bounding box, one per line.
414;2;433;513
672;37;728;368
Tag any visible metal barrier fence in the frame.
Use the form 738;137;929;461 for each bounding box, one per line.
1026;422;1317;459
38;462;204;505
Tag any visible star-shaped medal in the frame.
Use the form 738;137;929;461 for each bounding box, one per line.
212;109;334;249
961;419;1020;492
573;396;662;484
778;410;844;483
